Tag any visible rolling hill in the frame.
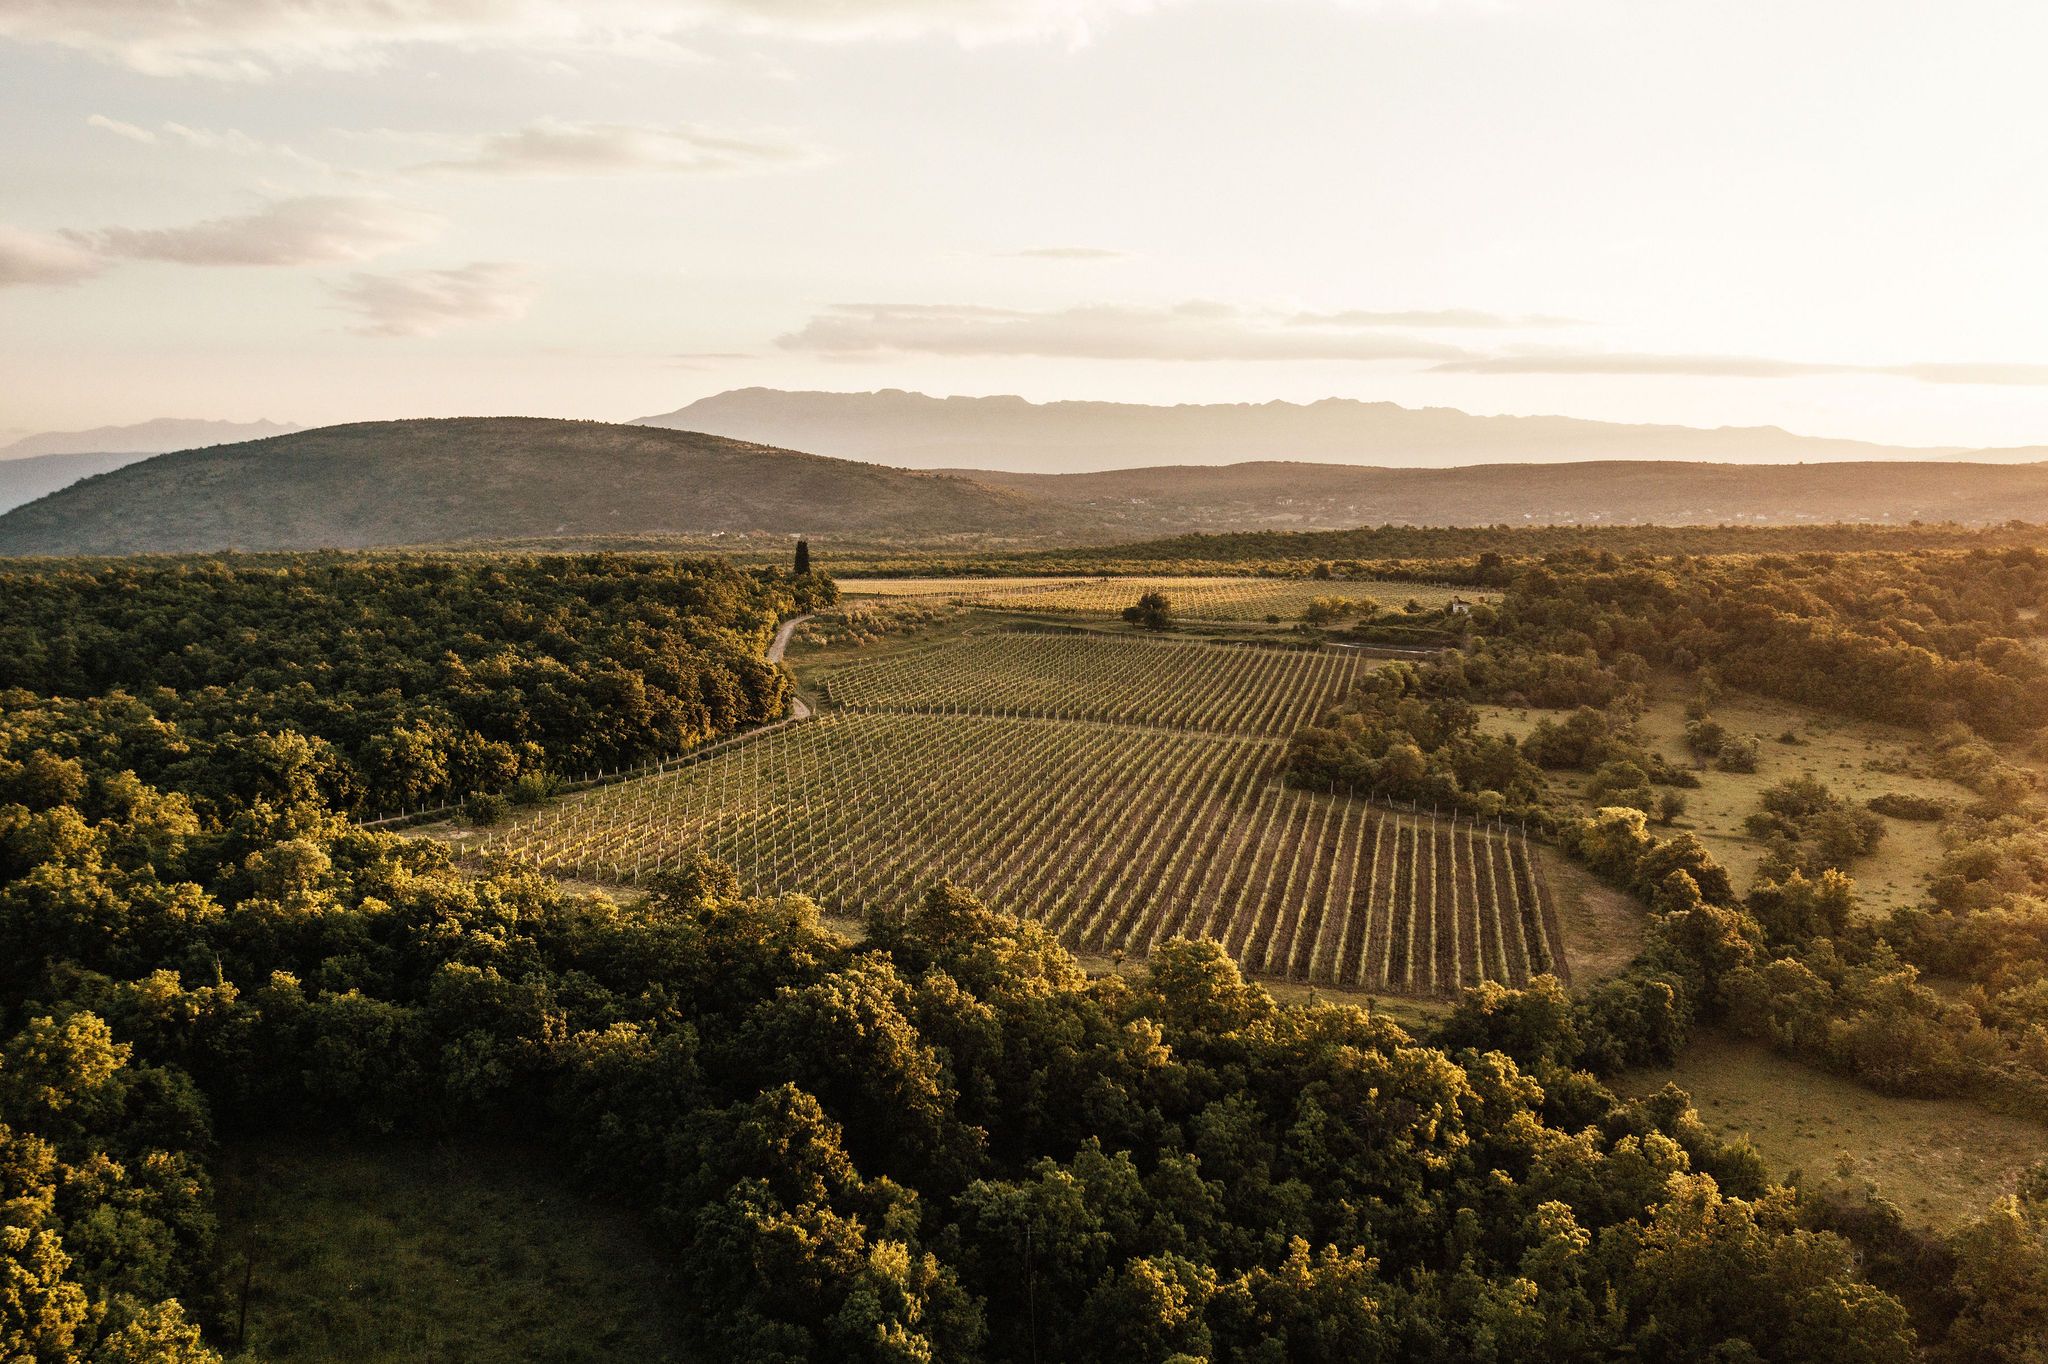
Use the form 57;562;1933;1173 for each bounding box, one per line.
636;387;1964;473
0;418;1077;556
958;459;2048;530
6;417;2048;558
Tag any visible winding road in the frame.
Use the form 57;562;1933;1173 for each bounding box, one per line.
769;614;813;720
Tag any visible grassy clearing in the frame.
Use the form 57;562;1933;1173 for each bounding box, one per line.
1541;848;1645;982
1631;680;1973;913
1481;681;1973;915
215;1139;686;1364
1618;1031;2048;1230
841;575;1482;622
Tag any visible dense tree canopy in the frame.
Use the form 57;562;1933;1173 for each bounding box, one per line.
0;555;830;817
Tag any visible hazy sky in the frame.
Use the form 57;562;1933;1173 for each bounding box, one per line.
2;0;2045;448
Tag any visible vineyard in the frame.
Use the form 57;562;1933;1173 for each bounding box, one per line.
841;575;1481;621
816;631;1362;736
476;630;1566;995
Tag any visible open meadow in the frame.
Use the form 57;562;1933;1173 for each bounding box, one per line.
841;574;1484;621
1620;1033;2048;1231
216;1141;687;1363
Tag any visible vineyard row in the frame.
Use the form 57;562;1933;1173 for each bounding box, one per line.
816;630;1363;738
475;710;1566;995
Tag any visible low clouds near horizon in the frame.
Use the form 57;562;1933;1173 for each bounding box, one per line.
778;301;1479;362
778;300;2048;388
1437;352;2048;387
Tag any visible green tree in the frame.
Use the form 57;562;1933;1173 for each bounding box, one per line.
1123;592;1172;631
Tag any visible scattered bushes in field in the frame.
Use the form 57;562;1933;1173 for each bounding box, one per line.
1868;791;1953;822
1744;776;1886;878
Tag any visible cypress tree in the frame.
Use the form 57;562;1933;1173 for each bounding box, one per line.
794;538;811;575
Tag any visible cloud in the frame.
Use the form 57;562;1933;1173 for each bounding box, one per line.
1297;307;1586;330
329;261;538;336
776;301;1475;362
0;0;1178;77
0;225;106;287
417;119;812;178
87;113;336;172
1433;351;2048;386
1011;246;1128;260
79;196;441;266
85;113;157;142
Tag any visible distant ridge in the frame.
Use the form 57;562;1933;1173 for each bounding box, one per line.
0;417;1077;557
0;450;160;516
1;417;301;459
955;459;2048;531
635;388;1968;474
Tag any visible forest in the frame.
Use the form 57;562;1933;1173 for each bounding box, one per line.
0;555;830;818
2;543;2046;1361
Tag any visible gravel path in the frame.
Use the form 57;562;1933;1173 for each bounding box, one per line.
769;614;813;719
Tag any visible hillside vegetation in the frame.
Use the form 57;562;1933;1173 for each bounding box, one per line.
966;459;2048;533
10;417;2048;556
0;418;1074;555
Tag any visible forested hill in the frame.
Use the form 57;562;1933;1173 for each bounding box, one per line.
959;458;2048;532
9;416;2048;556
0;417;1074;556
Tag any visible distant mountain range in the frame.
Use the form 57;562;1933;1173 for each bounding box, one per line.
1;417;300;460
5;415;2048;557
0;418;304;515
635;388;2003;473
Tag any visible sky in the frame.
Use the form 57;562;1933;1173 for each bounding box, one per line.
1;0;2045;449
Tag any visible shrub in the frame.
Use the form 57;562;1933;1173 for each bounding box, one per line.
1866;791;1950;821
1123;591;1172;631
1718;736;1761;773
463;791;510;826
510;771;559;805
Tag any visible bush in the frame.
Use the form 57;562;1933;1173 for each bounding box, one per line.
1718;736;1761;773
510;771;559;805
462;791;510;826
1123;591;1172;631
1866;791;1950;821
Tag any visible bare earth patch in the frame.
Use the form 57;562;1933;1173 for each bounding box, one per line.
1541;849;1644;983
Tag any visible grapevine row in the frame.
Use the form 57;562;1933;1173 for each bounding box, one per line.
475;710;1565;995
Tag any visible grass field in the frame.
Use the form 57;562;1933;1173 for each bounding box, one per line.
473;631;1564;996
1620;1032;2048;1229
215;1140;685;1363
840;575;1483;622
1482;679;1974;913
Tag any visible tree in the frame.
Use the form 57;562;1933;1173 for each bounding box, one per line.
794;538;811;575
1943;1168;2048;1364
1123;591;1172;631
